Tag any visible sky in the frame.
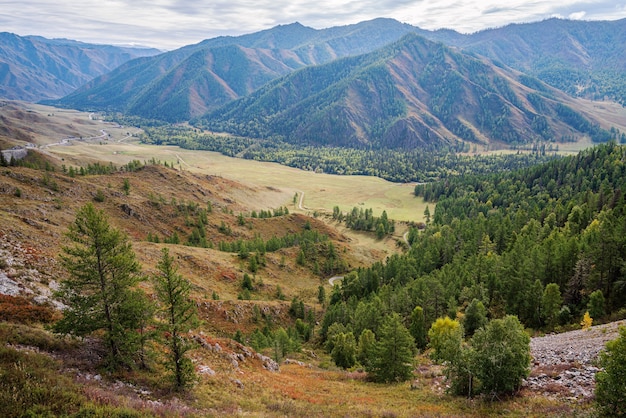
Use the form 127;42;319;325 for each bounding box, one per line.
1;0;625;50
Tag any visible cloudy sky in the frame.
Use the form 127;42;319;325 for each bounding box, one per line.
1;0;625;50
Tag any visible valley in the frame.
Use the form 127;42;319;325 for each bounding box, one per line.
3;14;626;418
0;100;621;417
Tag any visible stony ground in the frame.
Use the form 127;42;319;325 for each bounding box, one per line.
525;320;625;400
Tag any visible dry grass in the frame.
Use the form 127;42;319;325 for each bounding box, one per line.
0;101;429;222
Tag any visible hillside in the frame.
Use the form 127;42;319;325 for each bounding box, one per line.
3;103;626;415
198;33;612;149
0;142;606;418
0;32;160;101
0;156;360;306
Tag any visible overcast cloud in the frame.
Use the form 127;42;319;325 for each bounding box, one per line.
1;0;625;50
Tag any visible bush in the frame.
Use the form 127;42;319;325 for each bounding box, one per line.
428;317;462;363
0;295;55;324
469;315;530;396
596;326;626;416
93;189;106;202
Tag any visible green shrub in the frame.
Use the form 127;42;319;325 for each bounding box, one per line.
596;326;626;416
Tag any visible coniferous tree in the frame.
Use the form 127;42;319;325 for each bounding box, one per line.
331;332;357;369
317;285;326;306
588;290;605;322
357;329;377;368
153;248;199;390
409;306;428;350
542;283;562;330
463;299;488;337
53;203;150;370
367;313;415;383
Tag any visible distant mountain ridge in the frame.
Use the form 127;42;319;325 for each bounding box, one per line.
450;18;626;105
52;18;425;121
0;32;161;101
197;33;607;149
47;18;626;125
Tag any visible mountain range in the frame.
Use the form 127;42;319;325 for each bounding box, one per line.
198;33;606;149
2;17;626;149
0;33;161;102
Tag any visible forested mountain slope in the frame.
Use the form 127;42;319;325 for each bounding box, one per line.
323;142;626;342
455;18;626;105
0;32;160;101
50;19;421;121
198;33;611;149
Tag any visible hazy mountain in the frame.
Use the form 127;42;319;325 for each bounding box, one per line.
454;18;626;105
197;34;607;149
0;33;161;102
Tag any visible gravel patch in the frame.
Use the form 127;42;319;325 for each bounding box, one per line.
525;321;625;399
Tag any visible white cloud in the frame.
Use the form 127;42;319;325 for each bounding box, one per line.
569;11;587;20
0;0;625;49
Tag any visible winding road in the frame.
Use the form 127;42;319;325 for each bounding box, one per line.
296;190;307;211
328;276;343;286
41;129;108;149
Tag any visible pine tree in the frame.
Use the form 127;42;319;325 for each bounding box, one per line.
153;248;199;390
367;313;415;383
53;203;150;370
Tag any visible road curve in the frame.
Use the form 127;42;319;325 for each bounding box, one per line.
296;190;306;210
328;276;343;286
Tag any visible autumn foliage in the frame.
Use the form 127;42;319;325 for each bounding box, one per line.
0;294;55;324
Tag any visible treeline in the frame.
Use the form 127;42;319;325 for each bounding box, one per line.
250;207;289;218
128;120;555;183
217;229;327;253
323;142;626;361
333;206;395;238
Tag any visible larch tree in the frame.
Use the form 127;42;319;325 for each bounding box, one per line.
463;299;488;337
367;313;415;383
409;305;428;351
331;331;357;369
153;248;199;390
542;283;562;330
53;203;150;370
